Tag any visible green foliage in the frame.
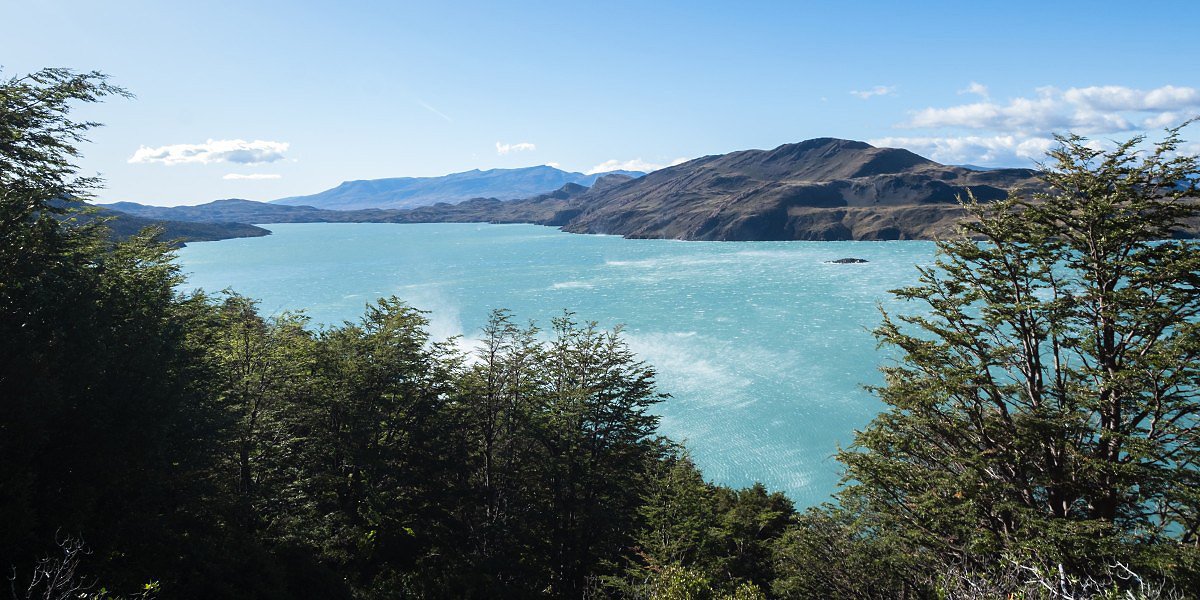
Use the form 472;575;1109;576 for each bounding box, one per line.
7;65;1198;599
770;500;915;599
640;565;767;600
838;125;1200;587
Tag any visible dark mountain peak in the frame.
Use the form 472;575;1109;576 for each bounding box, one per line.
756;138;872;164
784;137;873;152
851;146;936;177
588;173;636;193
695;137;935;182
539;182;588;200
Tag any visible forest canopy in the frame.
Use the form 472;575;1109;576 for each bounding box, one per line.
2;68;1198;599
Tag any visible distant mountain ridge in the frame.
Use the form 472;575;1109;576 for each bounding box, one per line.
272;165;645;210
57;200;270;245
103;138;1116;241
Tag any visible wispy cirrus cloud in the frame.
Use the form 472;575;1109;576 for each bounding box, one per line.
586;157;689;175
496;141;536;155
129;139;289;165
850;85;896;100
222;173;282;180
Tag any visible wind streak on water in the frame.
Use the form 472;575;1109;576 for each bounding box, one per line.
176;223;937;506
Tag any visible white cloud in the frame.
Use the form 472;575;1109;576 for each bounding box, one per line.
869;135;1056;166
222;173;282;180
904;85;1199;134
958;81;989;98
586;157;689;175
496;141;536;155
1062;85;1200;111
850;85;896;100
129;139;289;165
1142;111;1187;129
543;162;561;169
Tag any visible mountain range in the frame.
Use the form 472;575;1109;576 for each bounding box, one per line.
272;165;644;210
103;138;1057;241
558;138;1046;240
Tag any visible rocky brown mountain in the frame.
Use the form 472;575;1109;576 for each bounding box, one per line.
556;138;1046;240
103;138;1061;241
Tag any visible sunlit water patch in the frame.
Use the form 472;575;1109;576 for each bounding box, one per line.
177;223;937;505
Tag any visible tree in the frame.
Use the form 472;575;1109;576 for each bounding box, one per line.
0;69;276;598
770;500;915;600
204;294;315;531
447;309;551;592
838;124;1200;583
538;313;666;594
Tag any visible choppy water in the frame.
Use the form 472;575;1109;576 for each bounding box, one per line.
176;223;938;506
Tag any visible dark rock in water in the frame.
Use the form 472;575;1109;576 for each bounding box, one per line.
826;257;869;264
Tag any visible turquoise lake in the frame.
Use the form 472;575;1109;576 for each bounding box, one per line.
176;222;938;507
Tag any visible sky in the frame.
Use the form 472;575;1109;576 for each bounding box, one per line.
3;0;1199;206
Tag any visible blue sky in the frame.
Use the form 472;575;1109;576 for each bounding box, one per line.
4;0;1198;205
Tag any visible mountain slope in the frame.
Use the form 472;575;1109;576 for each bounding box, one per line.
272;165;644;210
104;211;271;244
64;202;271;245
558;138;1046;240
104;199;372;223
101;139;1068;241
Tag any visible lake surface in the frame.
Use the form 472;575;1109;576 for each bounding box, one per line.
176;223;938;506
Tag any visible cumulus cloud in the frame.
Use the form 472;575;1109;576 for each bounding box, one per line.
904;85;1199;134
222;173;282;180
850;85;896;100
1178;142;1200;158
496;141;536;155
586;157;689;175
129;139;289;165
1062;85;1200;112
958;81;989;98
869;135;1056;166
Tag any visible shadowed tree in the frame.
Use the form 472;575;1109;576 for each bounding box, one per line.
839;124;1200;583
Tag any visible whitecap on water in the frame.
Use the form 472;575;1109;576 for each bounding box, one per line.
176;223;938;506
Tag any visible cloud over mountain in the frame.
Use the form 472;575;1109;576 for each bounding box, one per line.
905;85;1200;134
586;157;689;175
496;141;536;155
896;84;1200;165
868;135;1056;165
